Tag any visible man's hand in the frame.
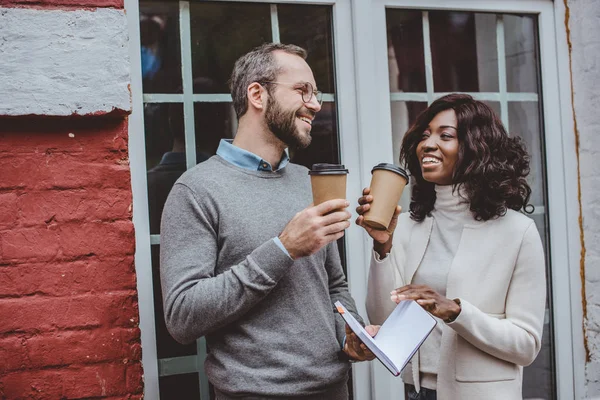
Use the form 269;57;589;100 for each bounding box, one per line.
279;199;351;260
343;324;380;361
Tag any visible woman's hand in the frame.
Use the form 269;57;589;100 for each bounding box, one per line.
391;284;461;322
355;188;402;243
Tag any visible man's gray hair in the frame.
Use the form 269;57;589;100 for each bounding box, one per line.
230;43;307;118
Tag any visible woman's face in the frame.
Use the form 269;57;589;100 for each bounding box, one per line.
416;109;459;185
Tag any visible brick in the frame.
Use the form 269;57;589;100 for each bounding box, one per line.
0;257;136;297
21;328;140;371
58;221;135;258
0;153;131;191
0;336;28;373
0;221;134;262
0;118;128;156
126;362;144;394
0;291;139;334
0;363;131;399
18;188;132;226
0;226;60;261
0;192;18;229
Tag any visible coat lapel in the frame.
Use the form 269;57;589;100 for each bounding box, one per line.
405;217;433;284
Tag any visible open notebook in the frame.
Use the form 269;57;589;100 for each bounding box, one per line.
335;300;436;376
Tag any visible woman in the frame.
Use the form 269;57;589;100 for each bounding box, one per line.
356;94;546;400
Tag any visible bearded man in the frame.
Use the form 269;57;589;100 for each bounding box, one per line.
160;43;376;399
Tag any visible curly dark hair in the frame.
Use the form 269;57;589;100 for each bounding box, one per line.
400;93;532;222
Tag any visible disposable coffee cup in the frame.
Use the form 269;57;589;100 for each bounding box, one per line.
363;163;409;230
308;163;349;206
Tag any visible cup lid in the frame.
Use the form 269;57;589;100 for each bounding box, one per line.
371;163;409;181
308;163;349;175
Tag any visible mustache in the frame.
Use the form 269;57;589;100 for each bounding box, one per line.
297;107;316;119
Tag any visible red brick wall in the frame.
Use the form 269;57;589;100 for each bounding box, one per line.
0;117;143;399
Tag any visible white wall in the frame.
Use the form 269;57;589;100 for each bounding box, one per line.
567;0;600;396
0;7;130;116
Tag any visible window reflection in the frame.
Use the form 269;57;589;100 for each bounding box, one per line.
505;15;539;93
386;9;426;93
140;3;182;93
190;2;272;93
430;11;499;92
278;4;335;93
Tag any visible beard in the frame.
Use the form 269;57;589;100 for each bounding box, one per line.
265;95;312;149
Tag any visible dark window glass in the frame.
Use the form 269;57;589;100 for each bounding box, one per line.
152;245;197;359
278;4;335;93
386;9;426;93
190;2;272;93
145;103;186;235
429;11;499;92
193;102;234;162
159;373;202;400
140;2;182;93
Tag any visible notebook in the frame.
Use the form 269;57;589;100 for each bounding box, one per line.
335;300;436;376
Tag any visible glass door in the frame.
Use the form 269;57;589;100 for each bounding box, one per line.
380;7;555;400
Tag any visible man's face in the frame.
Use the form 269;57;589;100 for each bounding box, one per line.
264;52;322;149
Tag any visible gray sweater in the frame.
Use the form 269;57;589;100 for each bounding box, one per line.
160;155;363;397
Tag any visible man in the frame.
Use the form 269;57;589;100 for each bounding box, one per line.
160;43;375;399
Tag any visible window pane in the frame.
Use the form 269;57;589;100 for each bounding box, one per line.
190;3;272;93
389;101;427;166
483;101;501;119
193;102;236;162
290;102;339;168
140;3;182;93
159;373;202;400
504;15;539;93
430;11;499;92
278;5;335;93
152;245;197;359
386;9;426;93
524;318;554;400
508;102;545;207
145;103;186;235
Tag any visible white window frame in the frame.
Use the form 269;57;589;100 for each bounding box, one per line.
351;0;583;399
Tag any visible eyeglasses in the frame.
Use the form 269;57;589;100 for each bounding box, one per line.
261;81;323;105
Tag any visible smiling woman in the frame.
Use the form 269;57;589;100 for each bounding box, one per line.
401;93;532;222
357;93;545;400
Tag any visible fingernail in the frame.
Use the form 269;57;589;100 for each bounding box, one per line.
390;290;396;295
391;295;398;302
397;294;406;300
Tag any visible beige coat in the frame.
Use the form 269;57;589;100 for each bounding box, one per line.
366;210;546;400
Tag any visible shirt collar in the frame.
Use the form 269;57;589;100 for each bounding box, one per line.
216;139;289;172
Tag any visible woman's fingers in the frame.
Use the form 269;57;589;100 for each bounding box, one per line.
357;195;373;205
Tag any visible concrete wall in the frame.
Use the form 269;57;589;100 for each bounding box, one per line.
567;0;600;397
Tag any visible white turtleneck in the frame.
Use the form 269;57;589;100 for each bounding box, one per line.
403;184;474;390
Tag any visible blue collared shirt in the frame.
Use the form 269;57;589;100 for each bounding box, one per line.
216;139;292;258
216;139;289;172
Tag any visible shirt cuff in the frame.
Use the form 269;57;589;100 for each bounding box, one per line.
372;248;389;262
273;237;293;260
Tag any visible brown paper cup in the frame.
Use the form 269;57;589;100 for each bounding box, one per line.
363;163;409;230
309;164;349;206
